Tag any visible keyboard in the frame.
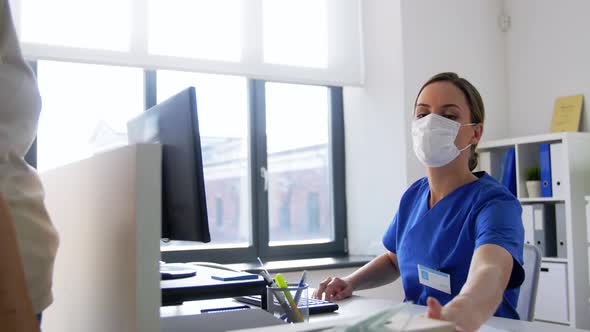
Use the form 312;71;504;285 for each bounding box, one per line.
235;295;339;315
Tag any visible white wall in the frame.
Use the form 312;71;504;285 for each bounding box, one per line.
344;0;512;255
343;0;406;256
505;0;590;136
401;0;510;184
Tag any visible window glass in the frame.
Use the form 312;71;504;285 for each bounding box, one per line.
36;61;143;171
265;82;333;245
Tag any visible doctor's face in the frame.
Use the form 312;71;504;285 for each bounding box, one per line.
414;81;481;152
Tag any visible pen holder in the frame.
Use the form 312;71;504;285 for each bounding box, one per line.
266;283;309;323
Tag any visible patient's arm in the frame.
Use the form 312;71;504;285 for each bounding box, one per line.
0;194;39;332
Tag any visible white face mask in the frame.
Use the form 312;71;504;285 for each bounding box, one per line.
412;113;474;168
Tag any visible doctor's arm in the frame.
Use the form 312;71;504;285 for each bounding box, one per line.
313;251;400;301
426;244;513;332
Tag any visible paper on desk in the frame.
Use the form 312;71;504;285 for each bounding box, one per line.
228;304;509;332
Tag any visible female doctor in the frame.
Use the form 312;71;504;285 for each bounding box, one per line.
313;72;524;332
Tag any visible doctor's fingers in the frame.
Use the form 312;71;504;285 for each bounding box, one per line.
313;277;333;299
323;278;352;302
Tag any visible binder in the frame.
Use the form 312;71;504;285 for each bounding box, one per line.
544;204;557;257
522;205;535;246
500;147;516;196
539;143;552;197
533;204;557;257
550;143;565;198
555;203;567;258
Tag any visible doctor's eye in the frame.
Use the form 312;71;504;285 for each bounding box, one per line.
442;114;458;121
414;105;430;119
415;110;429;119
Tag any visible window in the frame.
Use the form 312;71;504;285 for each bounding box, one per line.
36;61;143;171
32;61;346;262
157;73;346;263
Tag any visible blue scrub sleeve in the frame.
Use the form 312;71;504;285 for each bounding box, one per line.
475;199;525;289
382;213;399;254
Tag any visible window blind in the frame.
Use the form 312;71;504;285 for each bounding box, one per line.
11;0;363;86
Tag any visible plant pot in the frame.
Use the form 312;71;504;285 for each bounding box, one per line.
526;180;541;198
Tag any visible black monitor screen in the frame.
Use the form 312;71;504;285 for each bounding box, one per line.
127;87;211;242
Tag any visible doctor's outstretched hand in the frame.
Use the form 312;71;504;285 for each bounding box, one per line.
312;277;353;302
426;296;485;332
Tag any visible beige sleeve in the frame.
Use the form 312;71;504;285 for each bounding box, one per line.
0;0;41;157
0;193;40;332
0;0;60;314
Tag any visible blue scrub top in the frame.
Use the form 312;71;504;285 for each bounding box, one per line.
383;172;525;319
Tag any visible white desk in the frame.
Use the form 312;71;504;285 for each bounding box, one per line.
161;295;584;331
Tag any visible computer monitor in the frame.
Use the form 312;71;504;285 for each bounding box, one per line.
127;87;211;243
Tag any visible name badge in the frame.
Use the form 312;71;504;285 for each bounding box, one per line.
417;264;451;294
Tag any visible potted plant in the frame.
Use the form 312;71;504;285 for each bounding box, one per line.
525;166;541;198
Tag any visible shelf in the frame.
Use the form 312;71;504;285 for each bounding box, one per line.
478;133;590;329
519;197;566;203
478;132;590;150
534;318;571;326
542;257;568;263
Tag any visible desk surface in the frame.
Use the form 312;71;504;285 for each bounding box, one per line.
161;265;266;306
307;296;585;332
162;295;585;331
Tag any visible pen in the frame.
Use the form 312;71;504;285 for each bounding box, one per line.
293;270;307;304
200;305;250;313
275;273;304;322
257;257;269;275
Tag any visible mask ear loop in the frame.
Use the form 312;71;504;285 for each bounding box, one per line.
458;144;472;152
458;123;480;152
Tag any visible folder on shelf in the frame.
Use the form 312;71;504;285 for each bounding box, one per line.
522;205;535;246
539;143;552;197
555;202;567;258
499;147;516;196
543;204;557;257
533;204;557;257
550;143;565;198
550;94;583;133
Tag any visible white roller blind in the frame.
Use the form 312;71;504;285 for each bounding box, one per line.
11;0;363;86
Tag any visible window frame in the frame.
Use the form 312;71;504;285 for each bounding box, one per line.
256;81;347;260
32;62;347;263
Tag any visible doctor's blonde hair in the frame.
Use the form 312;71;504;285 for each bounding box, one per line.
415;72;485;171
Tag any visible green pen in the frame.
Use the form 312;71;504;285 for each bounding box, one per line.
275;273;304;322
